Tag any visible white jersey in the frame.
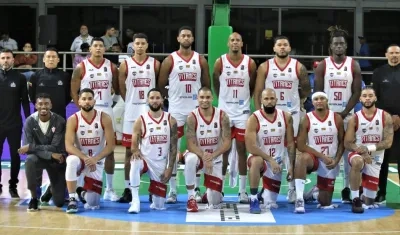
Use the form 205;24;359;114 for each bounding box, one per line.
265;57;300;114
253;109;287;164
81;58;113;107
354;109;385;162
168;51;202;115
323;56;354;113
192;107;223;161
74;110;106;162
307;110;339;158
124;56;156;121
218;54;251;120
140;111;171;161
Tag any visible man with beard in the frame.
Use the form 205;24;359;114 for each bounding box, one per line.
118;33;160;203
64;88;115;213
294;92;344;213
213;32;257;203
19;93;67;211
245;88;295;213
254;35;311;203
71;37;120;202
158;26;211;203
184;87;231;212
128;88;178;213
372;44;400;204
344;87;393;213
314;26;362;204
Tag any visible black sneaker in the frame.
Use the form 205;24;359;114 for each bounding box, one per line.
66;197;78;213
76;187;87;204
374;191;386;204
27;198;39;212
257;188;264;204
117;188;132;203
341;187;351;204
40;184;52;204
351;197;364;213
9;188;19;199
149;194;152;203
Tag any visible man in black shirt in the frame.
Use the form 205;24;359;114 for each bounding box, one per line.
372;44;400;203
28;48;71;120
0;49;30;197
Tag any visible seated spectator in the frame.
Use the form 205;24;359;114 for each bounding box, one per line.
0;32;18;51
19;93;67;211
73;43;90;68
14;42;38;80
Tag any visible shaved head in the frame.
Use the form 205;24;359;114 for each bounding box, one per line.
261;88;277;114
262;88;276;98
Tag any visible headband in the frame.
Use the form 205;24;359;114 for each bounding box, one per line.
312;92;328;100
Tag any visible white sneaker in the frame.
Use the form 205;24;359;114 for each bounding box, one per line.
84;203;100;210
294;199;305;213
287;188;296;204
265;202;279;209
303;185;319;203
194;189;202;203
166;192;177;204
128;199;140;213
103;189;119;201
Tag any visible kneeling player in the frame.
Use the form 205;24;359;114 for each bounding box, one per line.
65;88;116;213
128;89;178;213
245;88;296;213
184;87;231;212
344;87;393;213
294;92;344;213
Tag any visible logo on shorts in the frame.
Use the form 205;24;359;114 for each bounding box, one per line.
95;123;98;129
214;122;218;128
328;121;332;126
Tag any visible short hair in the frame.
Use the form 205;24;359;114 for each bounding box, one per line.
79;88;94;97
80;43;90;50
361;86;376;95
386;44;400;52
112;43;120;47
273;35;290;45
133;33;148;42
198;86;212;94
91;37;104;46
36;93;51;101
0;48;13;57
147;88;162;97
45;47;59;57
178;26;193;36
328;25;349;44
105;25;114;31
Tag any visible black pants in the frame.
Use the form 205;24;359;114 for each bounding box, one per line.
378;130;400;195
0;125;22;189
25;154;66;207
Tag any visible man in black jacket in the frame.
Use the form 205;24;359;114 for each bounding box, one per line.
28;47;71;120
372;44;400;203
18;93;67;211
0;49;30;198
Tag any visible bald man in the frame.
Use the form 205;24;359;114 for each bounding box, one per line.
213;32;257;203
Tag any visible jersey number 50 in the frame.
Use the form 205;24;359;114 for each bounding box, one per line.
334;92;342;101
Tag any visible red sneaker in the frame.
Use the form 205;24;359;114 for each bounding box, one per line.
187;197;199;212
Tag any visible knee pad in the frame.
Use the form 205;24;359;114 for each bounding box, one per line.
363;187;377;200
65;155;81;181
206;188;222;205
149;180;167;198
85;191;101;208
153;195;166;210
130;159;145;187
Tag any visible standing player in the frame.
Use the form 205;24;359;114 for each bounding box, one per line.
245;88;295;213
344;87;393;213
158;26;211;203
184;87;231;212
118;33;160;203
71;37;120;201
64;88;115;213
128;88;178;213
254;35;311;203
314;26;362;203
293;92;344;213
213;32;257;203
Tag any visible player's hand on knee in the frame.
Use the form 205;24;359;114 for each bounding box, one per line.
204;161;213;175
286;167;294;181
361;153;373;164
131;149;143;160
322;156;333;166
160;167;173;184
270;160;281;174
355;145;368;155
89;164;96;172
85;157;98;167
202;152;213;162
326;158;338;169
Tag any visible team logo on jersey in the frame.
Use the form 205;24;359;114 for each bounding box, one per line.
278;122;281;127
156;127;161;130
139;70;144;73
95;123;98;129
150;128;154;132
314;129;318;133
104;67;107;72
146;64;150;70
179;66;183;70
369;126;373;130
241;65;244;70
344;66;347;71
227;71;231;76
271;129;275;132
90;74;94;78
192;59;196;65
273;74;278;78
132;72;137;76
58;80;63;85
233;70;238;74
263;130;268;134
328;121;332;126
81;131;85;135
376;120;379;125
288;68;292;73
97;73;102;76
186;64;190;68
280;73;285;76
200;131;204;135
322;128;326;131
330;73;334;77
163;120;167;126
362;129;367;133
337;72;341;75
214;122;218;128
88;130;92;133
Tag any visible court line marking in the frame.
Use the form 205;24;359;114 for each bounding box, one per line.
0;225;399;234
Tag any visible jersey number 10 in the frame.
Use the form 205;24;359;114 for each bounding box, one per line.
185;84;192;93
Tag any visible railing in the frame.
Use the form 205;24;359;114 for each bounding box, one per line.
10;51;386;74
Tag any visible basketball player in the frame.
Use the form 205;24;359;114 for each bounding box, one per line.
213;32;257;203
184;87;231;212
128;88;178;213
245;88;295;213
71;37;120;202
118;33;160;203
293;92;344;213
64;88;115;213
314;26;362;203
344;87;393;213
158;26;211;203
254;35;311;203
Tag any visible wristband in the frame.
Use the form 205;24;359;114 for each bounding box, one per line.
367;145;376;152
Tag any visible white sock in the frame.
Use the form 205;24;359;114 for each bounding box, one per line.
222;175;226;191
250;194;257;200
239;175;247;193
69;193;77;199
351;190;359;199
130;186;139;200
106;174;113;190
195;176;200;189
188;189;195;199
124;180;130;189
289;180;295;189
263;189;279;203
169;177;177;193
295;179;305;200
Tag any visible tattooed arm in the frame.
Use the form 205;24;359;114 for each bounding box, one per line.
186;113;204;157
71;63;83;108
297;62;311;99
211;111;232;159
333;113;345;162
168;116;178;169
285;112;296;168
375;111;394;151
